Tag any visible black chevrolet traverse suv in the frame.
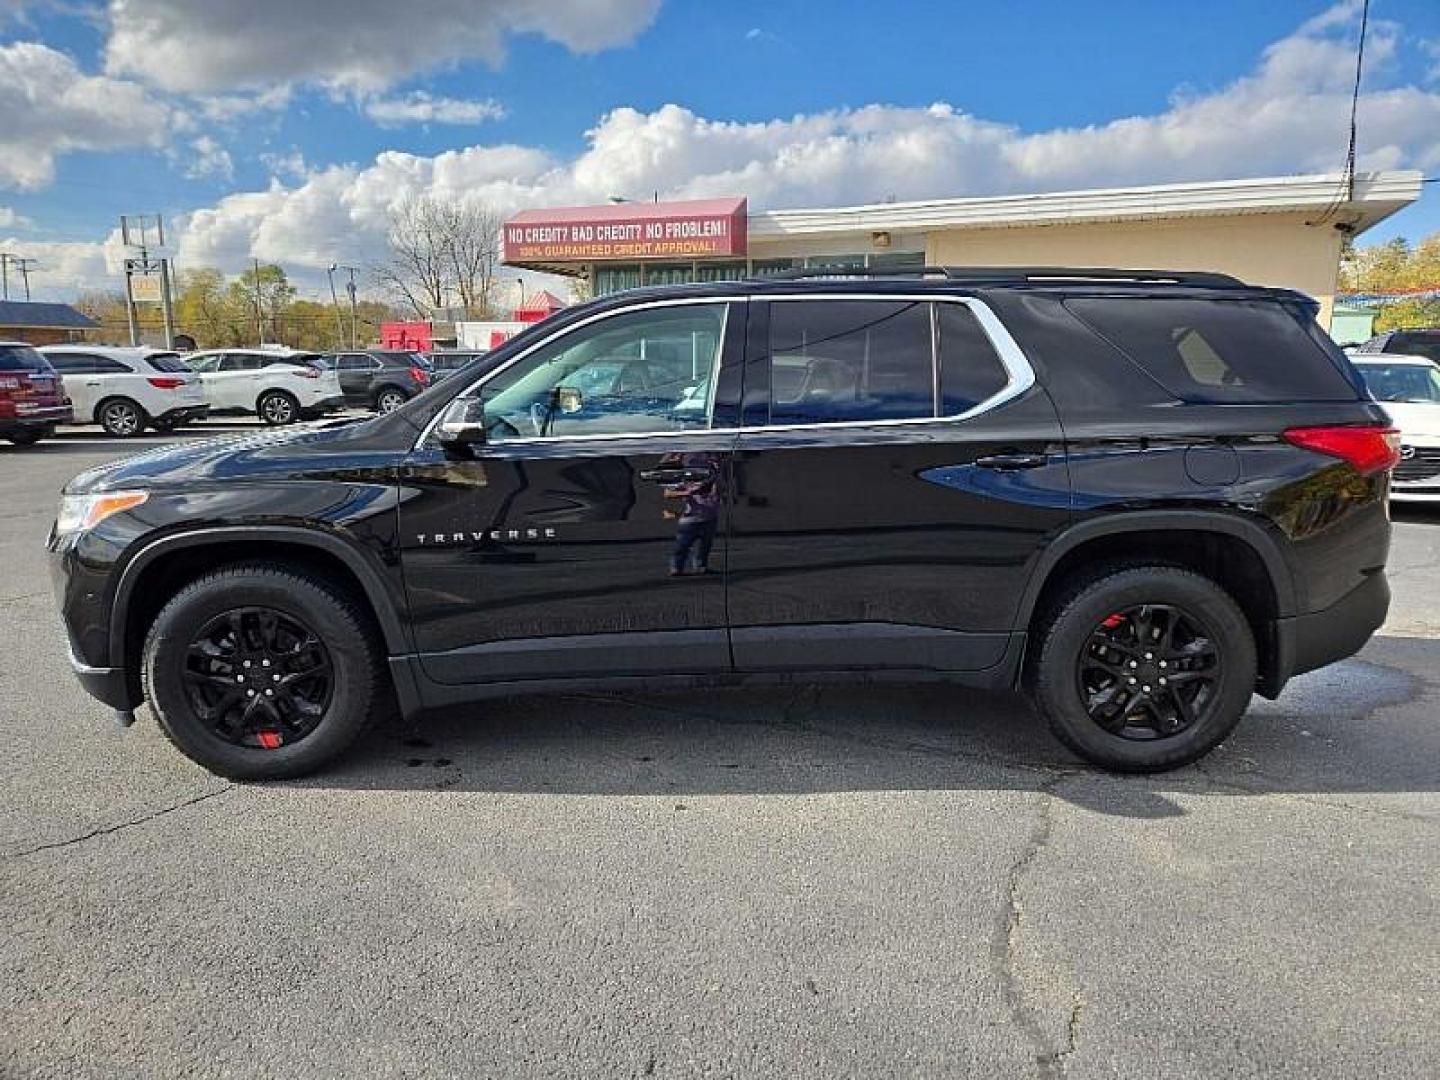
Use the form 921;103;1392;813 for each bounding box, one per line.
50;268;1397;779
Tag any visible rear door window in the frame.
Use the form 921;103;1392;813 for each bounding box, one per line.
768;300;934;424
1389;333;1440;364
1066;298;1360;403
42;352;95;374
145;353;190;373
938;304;1011;415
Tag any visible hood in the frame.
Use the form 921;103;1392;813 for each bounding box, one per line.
64;413;416;494
1378;402;1440;443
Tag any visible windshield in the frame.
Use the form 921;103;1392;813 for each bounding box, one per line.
0;344;50;373
1356;363;1440;404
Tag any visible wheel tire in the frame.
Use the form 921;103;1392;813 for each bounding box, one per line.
143;563;385;780
5;428;46;446
98;397;145;438
258;390;299;426
374;388;408;414
152;418;178;433
1028;565;1256;773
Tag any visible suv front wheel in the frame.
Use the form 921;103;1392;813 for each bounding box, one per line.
143;563;384;779
1028;565;1256;772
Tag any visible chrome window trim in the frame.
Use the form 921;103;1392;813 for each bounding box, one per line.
412;292;1035;449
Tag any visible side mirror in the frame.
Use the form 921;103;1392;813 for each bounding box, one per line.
437;397;486;455
555;386;584;414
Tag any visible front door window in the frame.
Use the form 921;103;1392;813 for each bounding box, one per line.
477;303;727;440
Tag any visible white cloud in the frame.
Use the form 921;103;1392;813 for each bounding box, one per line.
363;92;506;127
0;230;127;297
0;206;32;229
197;85;293;123
104;0;663;93
0;41;170;190
259;148;308;181
181;134;234;180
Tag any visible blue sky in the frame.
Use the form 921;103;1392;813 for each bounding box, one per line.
0;0;1437;298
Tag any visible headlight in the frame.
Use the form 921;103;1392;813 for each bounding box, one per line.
55;491;149;535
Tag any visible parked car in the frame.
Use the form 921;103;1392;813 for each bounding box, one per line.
0;341;72;445
40;346;207;436
183;348;345;425
424;349;485;383
1353;328;1440;365
322;350;432;412
1352;353;1440;501
51;267;1397;780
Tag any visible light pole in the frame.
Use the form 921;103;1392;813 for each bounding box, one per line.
343;267;359;348
327;264;346;350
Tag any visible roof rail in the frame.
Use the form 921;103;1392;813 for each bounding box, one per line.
750;265;1247;288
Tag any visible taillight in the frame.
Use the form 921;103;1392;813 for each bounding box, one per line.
410;366;429;386
1282;425;1401;475
147;376;187;390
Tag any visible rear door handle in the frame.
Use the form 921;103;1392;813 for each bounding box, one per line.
639;467;715;484
974;453;1049;471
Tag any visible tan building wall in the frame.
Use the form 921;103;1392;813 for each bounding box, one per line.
924;212;1346;326
0;326;77;347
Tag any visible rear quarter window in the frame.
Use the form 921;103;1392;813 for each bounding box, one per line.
1066;298;1361;404
145;353;191;373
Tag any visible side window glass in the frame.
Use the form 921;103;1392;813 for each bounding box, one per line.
46;353;92;374
768;300;934;425
91;357;132;374
938;304;1011;414
479;303;727;440
186;354;219;373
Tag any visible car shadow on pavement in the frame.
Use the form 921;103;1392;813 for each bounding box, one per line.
286;636;1440;820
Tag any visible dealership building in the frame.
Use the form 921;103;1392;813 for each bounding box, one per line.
501;171;1424;329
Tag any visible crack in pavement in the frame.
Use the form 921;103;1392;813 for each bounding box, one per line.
990;773;1083;1079
6;786;234;860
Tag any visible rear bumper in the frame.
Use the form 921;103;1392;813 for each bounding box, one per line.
0;404;73;433
306;394;347;413
1269;570;1389;693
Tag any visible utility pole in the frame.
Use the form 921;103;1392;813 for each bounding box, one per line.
119;214;173;347
0;254;8;301
333;265;360;348
327;264;345;350
0;254;38;301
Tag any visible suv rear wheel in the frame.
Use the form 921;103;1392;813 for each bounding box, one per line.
258;389;299;426
97;397;144;437
143;563;384;779
1028;565;1256;772
374;387;408;414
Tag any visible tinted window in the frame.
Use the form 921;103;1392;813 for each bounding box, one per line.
145;353;190;373
938;304;1010;414
480;303;726;440
339;354;375;371
0;345;49;372
1389;333;1440;364
43;352;95;374
219;354;264;372
185;353;221;373
90;357;133;374
768;300;934;424
1067;298;1360;404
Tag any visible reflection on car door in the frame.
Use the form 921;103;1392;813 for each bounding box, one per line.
337;354;376;403
398;300;744;685
726;295;1071;674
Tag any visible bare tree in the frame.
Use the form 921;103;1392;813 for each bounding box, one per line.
373;195;502;319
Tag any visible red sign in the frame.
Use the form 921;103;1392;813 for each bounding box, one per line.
503;197;747;263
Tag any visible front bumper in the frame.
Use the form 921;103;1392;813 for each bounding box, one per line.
153;404;210;423
66;640;135;713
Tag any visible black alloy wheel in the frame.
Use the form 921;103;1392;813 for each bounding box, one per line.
1077;604;1219;740
1028;565;1256;773
183;607;334;750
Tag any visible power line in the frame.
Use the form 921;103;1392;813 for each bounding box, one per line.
1311;0;1371;228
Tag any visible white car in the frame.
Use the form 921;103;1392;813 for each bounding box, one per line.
1351;353;1440;501
40;345;209;437
183;348;346;425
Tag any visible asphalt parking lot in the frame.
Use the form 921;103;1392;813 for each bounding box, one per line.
2;422;1438;1079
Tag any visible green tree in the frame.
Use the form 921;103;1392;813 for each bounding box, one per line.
1339;231;1440;332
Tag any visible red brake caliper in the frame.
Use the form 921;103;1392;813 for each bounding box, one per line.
1101;614;1126;629
257;731;283;750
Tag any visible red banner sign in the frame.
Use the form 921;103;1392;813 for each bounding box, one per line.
503;198;747;263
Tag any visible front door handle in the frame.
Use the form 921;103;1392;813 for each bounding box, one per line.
974;453;1049;471
639;467;716;484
